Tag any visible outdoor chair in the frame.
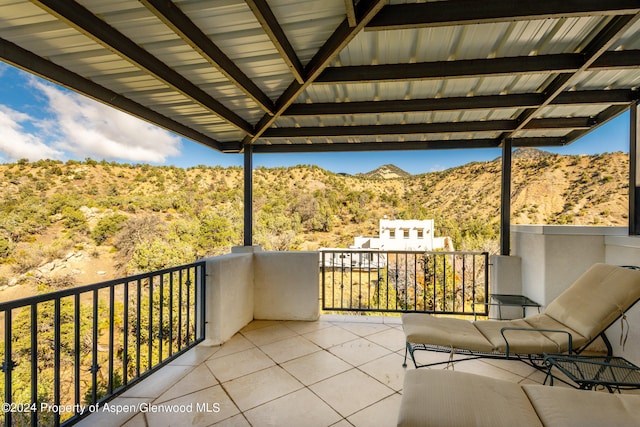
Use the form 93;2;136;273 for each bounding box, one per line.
403;263;640;368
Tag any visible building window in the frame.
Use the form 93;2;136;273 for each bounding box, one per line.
417;229;424;238
389;229;395;238
403;229;410;239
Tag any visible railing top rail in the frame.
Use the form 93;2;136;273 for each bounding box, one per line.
319;249;489;256
0;260;206;312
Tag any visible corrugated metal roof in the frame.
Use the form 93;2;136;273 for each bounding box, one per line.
0;0;638;153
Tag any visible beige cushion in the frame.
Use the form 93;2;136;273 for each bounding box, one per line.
475;318;560;354
523;313;588;351
523;383;640;427
397;370;543;427
545;263;640;340
402;313;494;353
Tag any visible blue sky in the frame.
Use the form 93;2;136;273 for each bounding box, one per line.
0;63;631;175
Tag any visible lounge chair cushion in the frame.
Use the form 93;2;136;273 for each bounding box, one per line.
474;314;588;354
545;263;640;341
397;369;543;427
522;383;640;427
398;370;640;427
474;317;561;354
402;313;494;353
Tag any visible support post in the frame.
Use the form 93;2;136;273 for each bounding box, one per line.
631;101;640;235
500;139;512;255
244;144;253;246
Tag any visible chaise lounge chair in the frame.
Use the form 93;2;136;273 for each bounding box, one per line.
403;263;640;368
397;369;640;427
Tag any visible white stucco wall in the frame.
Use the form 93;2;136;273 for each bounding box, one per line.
201;248;320;345
512;225;624;305
202;253;254;345
254;251;319;321
509;225;640;364
604;235;640;364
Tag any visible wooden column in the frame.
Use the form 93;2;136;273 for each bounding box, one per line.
500;139;512;255
630;101;640;235
243;144;253;246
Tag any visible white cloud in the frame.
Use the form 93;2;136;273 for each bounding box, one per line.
0;105;63;161
32;80;182;163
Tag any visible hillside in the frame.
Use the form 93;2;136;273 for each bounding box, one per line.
0;152;629;299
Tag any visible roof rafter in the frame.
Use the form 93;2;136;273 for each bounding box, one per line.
246;0;306;84
262;117;594;138
243;0;389;148
0;36;223;151
344;0;357;27
250;136;567;153
141;0;275;114
507;13;640;137
283;90;638;116
366;0;640;30
30;0;255;135
314;51;640;84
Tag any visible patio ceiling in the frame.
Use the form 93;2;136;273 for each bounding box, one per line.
1;0;639;155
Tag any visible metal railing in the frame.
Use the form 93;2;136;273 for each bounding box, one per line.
320;250;489;316
0;261;205;427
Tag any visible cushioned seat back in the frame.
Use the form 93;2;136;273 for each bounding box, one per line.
544;264;640;340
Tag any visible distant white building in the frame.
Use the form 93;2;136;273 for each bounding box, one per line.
352;219;453;251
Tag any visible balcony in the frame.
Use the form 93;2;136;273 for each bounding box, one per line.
3;227;640;426
75;316;550;427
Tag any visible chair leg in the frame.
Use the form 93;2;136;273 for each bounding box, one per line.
403;342;409;368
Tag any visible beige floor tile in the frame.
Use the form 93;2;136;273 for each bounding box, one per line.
481;358;540;378
121;412;147;426
75;398;150;427
206;347;275;382
240;320;282;332
145;385;239;427
310;369;395;417
168;344;219;366
155;363;218;403
120;365;193;399
366;328;406;352
260;335;322;364
208;334;256;360
334;322;391;337
329;337;392;366
285;320;333;334
347;393;403;427
282;350;353;385
212;414;252;426
303;326;360;349
358;352;408;391
452;359;526;382
329;420;353;427
244;388;342;427
223;366;303;412
241;323;298;347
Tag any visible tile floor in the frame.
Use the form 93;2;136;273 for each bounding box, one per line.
77;315;553;427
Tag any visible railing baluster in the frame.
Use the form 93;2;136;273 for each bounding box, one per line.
319;249;489;316
4;309;13;427
74;294;80;412
148;276;154;369
108;285;115;396
30;305;37;427
123;281;129;386
54;298;61;427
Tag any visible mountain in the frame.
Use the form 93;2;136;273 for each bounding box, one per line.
0;152;629;299
361;164;412;179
